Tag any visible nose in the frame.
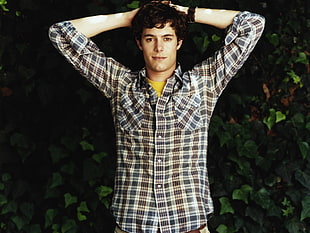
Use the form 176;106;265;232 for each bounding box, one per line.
154;39;164;52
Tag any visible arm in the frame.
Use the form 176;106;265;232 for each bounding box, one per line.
171;5;240;29
195;8;240;29
48;9;138;98
70;8;139;38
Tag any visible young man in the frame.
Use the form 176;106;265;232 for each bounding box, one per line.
49;2;265;233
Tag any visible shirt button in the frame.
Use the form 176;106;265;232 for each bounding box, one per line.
158;135;162;139
157;159;162;163
157;184;162;188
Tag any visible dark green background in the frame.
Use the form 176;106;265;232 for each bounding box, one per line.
0;0;309;232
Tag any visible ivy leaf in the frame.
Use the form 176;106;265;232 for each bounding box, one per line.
251;188;273;209
301;195;310;221
48;145;68;164
0;194;8;206
232;184;253;204
49;172;64;189
11;215;28;230
64;193;78;208
295;52;308;64
77;201;90;221
266;33;279;46
80;140;94;151
295;169;310;190
275;111;286;123
219;197;235;215
216;224;228;233
45;209;58;228
92;152;107;163
127;0;139;9
211;34;221;42
1;201;18;214
96;185;113;199
61;219;77;233
20;202;34;221
297;141;309;160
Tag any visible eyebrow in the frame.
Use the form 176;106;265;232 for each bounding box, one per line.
143;34;175;37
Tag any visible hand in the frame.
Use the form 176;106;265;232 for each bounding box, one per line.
169;4;188;14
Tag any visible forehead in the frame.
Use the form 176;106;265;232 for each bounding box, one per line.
142;23;176;37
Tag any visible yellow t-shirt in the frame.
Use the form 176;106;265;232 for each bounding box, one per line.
147;78;166;97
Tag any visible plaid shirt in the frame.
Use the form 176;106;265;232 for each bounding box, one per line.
49;11;265;233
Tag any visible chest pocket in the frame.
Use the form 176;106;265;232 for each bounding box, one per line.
173;94;203;131
119;94;145;131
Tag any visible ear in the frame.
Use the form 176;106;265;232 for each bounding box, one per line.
136;39;143;51
176;39;183;50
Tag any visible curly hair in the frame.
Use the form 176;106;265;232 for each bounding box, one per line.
131;2;188;41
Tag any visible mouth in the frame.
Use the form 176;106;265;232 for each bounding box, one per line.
152;56;167;60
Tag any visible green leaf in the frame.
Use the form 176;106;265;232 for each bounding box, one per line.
285;217;303;233
20;202;34;221
49;172;64;189
251;188;273;209
297;141;309;160
232;184;253;204
218;131;232;147
80;140;94;151
77;201;90;221
301;195;310;221
77;211;87;221
275;110;286;123
77;201;90;213
11;215;28;230
61;219;77;233
216;224;228;233
27;224;41;233
291;113;305;129
245;206;264;225
237;140;258;158
263;108;276;130
96;185;113;199
127;0;139;9
287;70;303;87
1;201;18;214
219;197;235;215
295;169;310;190
64;193;78;208
266;33;279;46
0;194;8;206
48;145;69;164
295;52;308;64
2;173;12;182
263;108;286;129
45;209;58;228
92;152;107;163
212;34;221;42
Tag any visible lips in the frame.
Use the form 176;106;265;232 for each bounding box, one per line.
152;56;167;60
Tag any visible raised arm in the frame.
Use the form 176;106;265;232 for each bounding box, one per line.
171;4;240;29
69;9;139;38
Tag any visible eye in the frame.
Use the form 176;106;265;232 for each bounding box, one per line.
163;37;173;41
145;37;153;42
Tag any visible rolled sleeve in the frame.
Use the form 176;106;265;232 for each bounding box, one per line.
48;21;128;99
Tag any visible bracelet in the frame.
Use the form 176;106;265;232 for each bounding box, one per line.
187;7;196;23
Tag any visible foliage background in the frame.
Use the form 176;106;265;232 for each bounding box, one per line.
0;0;309;232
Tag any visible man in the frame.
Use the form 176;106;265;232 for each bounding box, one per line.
49;1;265;233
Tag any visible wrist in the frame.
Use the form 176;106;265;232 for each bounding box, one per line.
187;7;196;23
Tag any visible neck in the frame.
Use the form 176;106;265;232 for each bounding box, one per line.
146;66;176;82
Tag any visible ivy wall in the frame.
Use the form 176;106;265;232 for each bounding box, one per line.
0;0;309;232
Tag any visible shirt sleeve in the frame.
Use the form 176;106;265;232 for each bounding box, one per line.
193;11;266;96
48;21;128;98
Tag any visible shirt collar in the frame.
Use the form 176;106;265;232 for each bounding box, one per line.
137;64;183;86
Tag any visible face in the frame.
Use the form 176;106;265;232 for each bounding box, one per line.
136;23;183;81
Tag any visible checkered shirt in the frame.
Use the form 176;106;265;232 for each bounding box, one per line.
49;11;265;233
